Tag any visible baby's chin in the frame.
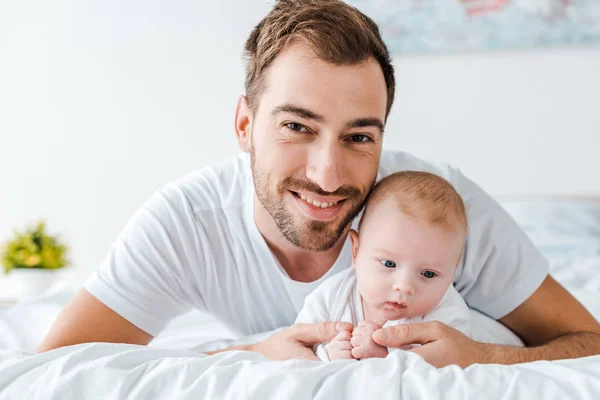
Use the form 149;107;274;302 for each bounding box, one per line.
380;303;436;321
381;308;419;321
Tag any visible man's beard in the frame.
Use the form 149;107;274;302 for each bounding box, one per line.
250;147;374;252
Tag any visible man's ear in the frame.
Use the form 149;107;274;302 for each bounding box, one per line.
349;229;360;267
234;95;252;153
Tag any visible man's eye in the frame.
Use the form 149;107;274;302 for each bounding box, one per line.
285;123;307;132
349;135;372;143
380;260;396;268
421;270;437;279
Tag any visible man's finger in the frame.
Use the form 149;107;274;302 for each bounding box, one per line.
290;321;353;345
408;344;429;358
293;350;320;361
372;321;444;347
409;344;441;367
337;321;354;332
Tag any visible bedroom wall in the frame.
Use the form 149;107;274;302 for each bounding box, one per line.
1;0;599;289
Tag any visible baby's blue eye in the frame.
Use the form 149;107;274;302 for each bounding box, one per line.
380;260;396;268
421;270;436;279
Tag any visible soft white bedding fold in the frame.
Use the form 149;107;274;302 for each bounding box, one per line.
1;344;599;400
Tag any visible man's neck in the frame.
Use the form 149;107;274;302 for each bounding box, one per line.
254;196;347;283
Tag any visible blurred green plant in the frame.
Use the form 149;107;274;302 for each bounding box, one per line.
1;221;69;274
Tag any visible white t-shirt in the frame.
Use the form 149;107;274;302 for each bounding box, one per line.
295;268;471;362
84;150;549;337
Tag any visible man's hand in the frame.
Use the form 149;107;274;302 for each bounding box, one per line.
350;320;389;360
328;331;355;360
372;321;484;368
247;321;354;360
373;276;600;368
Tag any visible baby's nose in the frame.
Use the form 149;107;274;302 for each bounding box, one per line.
393;281;415;295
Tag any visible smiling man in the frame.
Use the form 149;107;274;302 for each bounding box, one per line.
38;0;600;367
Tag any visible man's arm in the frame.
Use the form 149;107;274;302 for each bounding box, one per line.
36;289;152;353
491;275;600;363
371;275;600;368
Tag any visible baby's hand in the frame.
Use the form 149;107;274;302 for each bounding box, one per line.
327;331;354;360
350;320;388;360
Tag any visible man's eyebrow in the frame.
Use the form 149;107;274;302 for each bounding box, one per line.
271;103;384;135
345;118;385;136
271;104;325;123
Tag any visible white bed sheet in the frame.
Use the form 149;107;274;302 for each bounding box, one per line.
0;286;235;353
0;199;599;399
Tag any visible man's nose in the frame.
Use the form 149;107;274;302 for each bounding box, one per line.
305;136;345;193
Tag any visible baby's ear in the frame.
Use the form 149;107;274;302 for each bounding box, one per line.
349;229;360;266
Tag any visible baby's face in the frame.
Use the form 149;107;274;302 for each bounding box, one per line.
351;198;464;322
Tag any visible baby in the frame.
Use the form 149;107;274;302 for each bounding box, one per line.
295;171;471;361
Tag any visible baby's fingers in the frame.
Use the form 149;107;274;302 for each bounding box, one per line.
333;331;352;341
332;339;353;352
331;349;354;360
351;345;366;359
350;334;365;347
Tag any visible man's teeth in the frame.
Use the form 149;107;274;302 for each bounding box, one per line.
299;194;339;209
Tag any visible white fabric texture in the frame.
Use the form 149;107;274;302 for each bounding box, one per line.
2;344;600;400
83;151;548;337
295;268;472;361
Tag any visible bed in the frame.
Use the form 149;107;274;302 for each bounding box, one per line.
1;199;599;399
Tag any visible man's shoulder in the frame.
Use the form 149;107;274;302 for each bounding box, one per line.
161;153;252;214
379;150;480;199
436;284;468;311
378;150;451;180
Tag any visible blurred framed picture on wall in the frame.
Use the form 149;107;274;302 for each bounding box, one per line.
347;0;600;54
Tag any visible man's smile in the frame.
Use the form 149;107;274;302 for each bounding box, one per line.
290;190;347;221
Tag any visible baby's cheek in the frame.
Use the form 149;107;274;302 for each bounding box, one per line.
417;287;447;314
357;273;386;303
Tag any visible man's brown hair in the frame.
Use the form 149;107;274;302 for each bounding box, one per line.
244;0;395;118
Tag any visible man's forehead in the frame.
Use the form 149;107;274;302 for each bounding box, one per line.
259;43;388;124
265;43;384;88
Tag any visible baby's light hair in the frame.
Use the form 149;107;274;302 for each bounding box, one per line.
358;171;468;236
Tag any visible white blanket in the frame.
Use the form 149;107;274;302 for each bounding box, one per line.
1;342;599;399
1;200;599;399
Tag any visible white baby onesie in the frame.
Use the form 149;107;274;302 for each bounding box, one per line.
295;268;471;362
